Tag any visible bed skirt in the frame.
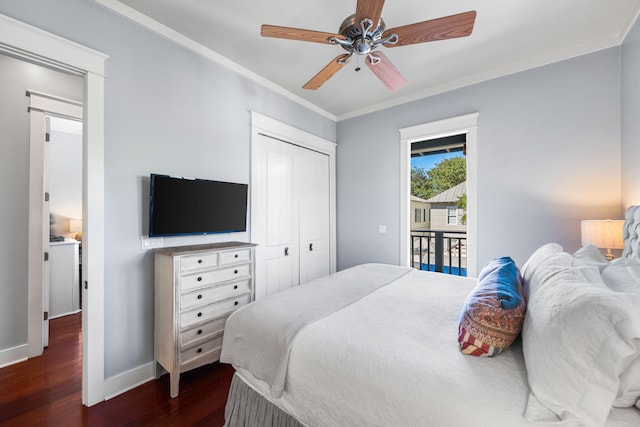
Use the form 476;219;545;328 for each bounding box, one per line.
224;373;304;427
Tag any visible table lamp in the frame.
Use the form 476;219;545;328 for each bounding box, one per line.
580;219;624;260
70;218;83;242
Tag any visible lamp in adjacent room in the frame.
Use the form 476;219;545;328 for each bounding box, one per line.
70;218;83;242
580;219;624;260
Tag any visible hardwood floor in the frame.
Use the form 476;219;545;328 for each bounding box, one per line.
0;313;235;426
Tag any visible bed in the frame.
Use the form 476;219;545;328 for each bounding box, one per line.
220;208;640;427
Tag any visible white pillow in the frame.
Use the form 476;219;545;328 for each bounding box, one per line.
601;257;640;293
521;243;577;300
520;243;564;284
573;244;609;272
522;264;640;426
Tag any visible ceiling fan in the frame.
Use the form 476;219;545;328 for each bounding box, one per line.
261;0;477;91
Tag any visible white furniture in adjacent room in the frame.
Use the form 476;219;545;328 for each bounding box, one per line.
154;241;256;398
49;239;80;319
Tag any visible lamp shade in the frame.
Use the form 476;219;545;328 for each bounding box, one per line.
580;219;624;250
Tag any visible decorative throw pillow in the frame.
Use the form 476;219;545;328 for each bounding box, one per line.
457;256;526;357
522;264;640;426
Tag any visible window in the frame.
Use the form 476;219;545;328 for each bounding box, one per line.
414;208;422;223
447;206;458;225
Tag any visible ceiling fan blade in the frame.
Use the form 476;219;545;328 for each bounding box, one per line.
261;25;344;44
385;11;477;47
355;0;386;28
366;51;407;91
303;54;352;90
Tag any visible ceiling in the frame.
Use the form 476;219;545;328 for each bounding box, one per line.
102;0;640;120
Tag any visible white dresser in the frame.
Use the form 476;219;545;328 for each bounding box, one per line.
49;240;80;319
154;241;256;398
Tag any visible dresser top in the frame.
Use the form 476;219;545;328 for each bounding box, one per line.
155;241;256;256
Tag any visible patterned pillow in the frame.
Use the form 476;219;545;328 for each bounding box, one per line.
458;256;526;356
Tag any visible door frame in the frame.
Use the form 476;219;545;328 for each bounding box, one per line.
399;113;479;276
27;91;83;353
250;112;337;295
0;13;108;406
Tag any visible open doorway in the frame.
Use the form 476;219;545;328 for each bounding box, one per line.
0;13;107;406
48;116;83;323
399;113;478;277
410;134;467;275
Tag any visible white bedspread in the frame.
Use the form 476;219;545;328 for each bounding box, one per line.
228;265;640;427
221;264;412;397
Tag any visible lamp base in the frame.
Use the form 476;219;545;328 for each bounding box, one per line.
605;248;614;261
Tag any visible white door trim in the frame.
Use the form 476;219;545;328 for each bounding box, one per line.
27;91;83;356
0;13;108;406
250;112;337;292
399;113;479;276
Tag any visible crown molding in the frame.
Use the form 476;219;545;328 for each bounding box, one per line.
92;0;336;121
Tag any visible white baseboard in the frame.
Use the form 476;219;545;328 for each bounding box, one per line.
103;361;156;400
0;344;28;368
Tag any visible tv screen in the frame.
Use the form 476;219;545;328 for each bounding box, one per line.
149;174;248;237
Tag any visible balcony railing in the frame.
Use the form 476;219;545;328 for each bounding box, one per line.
411;230;467;276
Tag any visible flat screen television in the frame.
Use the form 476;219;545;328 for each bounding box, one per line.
149;174;248;237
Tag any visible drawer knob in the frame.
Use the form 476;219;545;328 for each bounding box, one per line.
234;269;238;274
197;294;203;299
233;285;238;290
197;329;203;335
198;259;203;264
197;312;202;317
197;348;202;354
197;276;202;282
234;254;239;258
234;301;239;306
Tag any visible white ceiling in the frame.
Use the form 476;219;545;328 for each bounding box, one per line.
102;0;640;120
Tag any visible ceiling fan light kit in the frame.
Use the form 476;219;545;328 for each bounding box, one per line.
261;1;476;91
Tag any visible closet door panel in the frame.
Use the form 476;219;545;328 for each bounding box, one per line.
256;135;298;298
299;149;331;284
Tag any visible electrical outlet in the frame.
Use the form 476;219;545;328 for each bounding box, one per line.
141;236;164;250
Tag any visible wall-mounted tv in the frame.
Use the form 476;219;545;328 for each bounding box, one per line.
149;174;248;237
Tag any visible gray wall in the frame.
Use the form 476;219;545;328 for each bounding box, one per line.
49;126;83;238
0;0;335;379
337;47;622;271
622;17;640;207
0;54;83;353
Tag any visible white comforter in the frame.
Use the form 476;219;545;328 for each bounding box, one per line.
227;264;640;427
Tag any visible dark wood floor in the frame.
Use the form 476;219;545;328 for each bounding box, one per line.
0;313;235;426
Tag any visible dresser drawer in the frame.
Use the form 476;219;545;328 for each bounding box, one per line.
180;279;251;310
180;253;219;273
180;333;224;368
180;264;251;292
220;248;251;265
180;294;251;329
180;316;228;350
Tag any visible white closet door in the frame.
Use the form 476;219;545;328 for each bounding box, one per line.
298;147;330;284
254;134;299;299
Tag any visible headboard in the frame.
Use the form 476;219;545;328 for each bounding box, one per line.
622;205;640;262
